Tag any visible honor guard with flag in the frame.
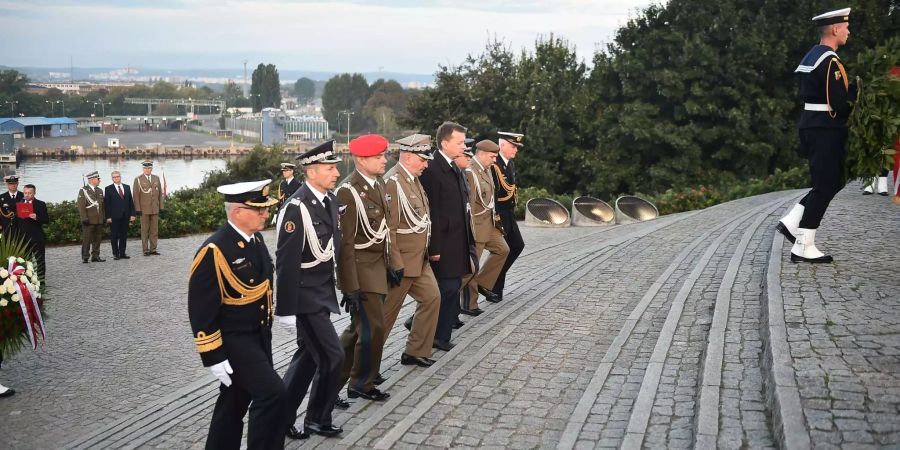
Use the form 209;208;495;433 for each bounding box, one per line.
187;179;285;450
777;7;858;263
462;139;509;314
381;133;441;369
335;134;394;402
491;131;525;300
274;140;346;440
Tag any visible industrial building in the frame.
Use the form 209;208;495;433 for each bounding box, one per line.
0;117;78;138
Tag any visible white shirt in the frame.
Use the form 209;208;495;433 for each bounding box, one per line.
228;220;254;242
305;181;327;203
398;162;416;182
499;154;509;165
284;176;294;184
357;170;377;189
438;149;455;167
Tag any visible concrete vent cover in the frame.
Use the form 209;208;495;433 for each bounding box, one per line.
525;198;570;227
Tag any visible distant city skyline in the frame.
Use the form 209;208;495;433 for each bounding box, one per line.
0;0;655;74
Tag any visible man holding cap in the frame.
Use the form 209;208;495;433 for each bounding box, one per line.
187;179;284;449
77;171;106;263
133;160;164;256
275;140;347;440
335;134;393;402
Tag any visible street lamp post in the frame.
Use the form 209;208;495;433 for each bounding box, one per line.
46;100;54;117
56;100;65;117
5;100;18;116
338;110;354;147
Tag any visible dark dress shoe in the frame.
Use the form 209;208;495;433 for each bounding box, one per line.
404;317;413;331
347;387;390;401
143;252;151;256
432;339;455;351
374;374;386;385
460;308;483;316
304;422;343;437
401;353;435;367
478;286;502;303
113;255;121;260
149;251;161;255
286;425;309;440
91;257;106;262
0;388;15;398
453;319;464;329
82;259;89;263
120;254;131;259
334;396;350;410
790;253;834;264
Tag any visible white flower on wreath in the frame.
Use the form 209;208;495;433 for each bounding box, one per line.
11;294;19;302
9;274;17;282
0;299;6;307
26;269;33;278
36;292;41;299
16;257;24;264
26;261;33;271
3;279;13;291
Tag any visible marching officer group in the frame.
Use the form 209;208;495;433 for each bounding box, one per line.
187;121;526;449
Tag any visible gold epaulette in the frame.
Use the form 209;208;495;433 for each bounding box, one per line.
492;164;516;202
194;330;223;353
190;244;273;308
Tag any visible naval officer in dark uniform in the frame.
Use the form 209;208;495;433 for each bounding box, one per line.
0;175;23;235
776;7;858;263
274;141;345;440
491;131;526;301
277;162;301;209
187;179;284;450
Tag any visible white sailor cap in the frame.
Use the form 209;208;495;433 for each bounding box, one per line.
498;131;525;147
84;171;100;179
812;8;850;26
217;179;279;207
280;162;297;170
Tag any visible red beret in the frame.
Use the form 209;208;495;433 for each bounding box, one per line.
349;134;389;157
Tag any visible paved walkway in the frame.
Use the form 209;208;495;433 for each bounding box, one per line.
0;185;897;449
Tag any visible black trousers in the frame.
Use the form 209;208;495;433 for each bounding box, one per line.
206;330;286;450
109;218;129;256
492;209;525;296
284;310;344;428
798;127;848;229
435;276;461;342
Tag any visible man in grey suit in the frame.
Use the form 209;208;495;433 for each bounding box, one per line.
274;140;345;440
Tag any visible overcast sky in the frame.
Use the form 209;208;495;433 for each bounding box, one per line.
1;0;657;74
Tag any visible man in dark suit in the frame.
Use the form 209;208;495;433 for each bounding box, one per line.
17;184;50;279
0;175;24;235
274;140;345;440
104;171;136;260
419;121;475;351
491;131;526;301
187;179;284;450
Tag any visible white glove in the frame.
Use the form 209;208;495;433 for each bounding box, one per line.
275;315;296;331
209;360;233;387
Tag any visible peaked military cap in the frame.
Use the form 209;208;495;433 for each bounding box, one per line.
396;133;434;160
475;139;500;153
141;160;153;168
280;162;296;170
812;8;850;26
3;175;19;183
498;131;524;147
84;171;100;179
217;179;278;207
297;140;342;166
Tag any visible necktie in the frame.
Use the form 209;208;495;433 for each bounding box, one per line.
118;185;124;199
323;196;331;212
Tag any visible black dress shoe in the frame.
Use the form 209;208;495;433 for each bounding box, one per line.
82;259;89;263
0;388;15;398
334;396;350;410
347;387;390;401
113;255;121;260
304;422;343;437
401;353;435;367
120;254;131;259
478;286;502;303
91;257;106;262
143;252;151;256
460;308;483;316
404;317;413;331
286;425;309;440
374;374;386;385
432;339;455;351
453;319;464;329
149;251;160;255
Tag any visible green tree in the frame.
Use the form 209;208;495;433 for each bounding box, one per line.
0;70;28;96
293;77;316;103
223;80;248;108
321;73;370;132
250;63;281;112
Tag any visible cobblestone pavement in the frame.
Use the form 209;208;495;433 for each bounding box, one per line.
1;186;897;449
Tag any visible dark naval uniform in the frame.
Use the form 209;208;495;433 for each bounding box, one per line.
794;44;857;229
279;178;301;206
0;189;23;235
276;182;345;432
188;222;285;450
491;153;524;300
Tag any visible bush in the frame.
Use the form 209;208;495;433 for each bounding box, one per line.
201;144;289;190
